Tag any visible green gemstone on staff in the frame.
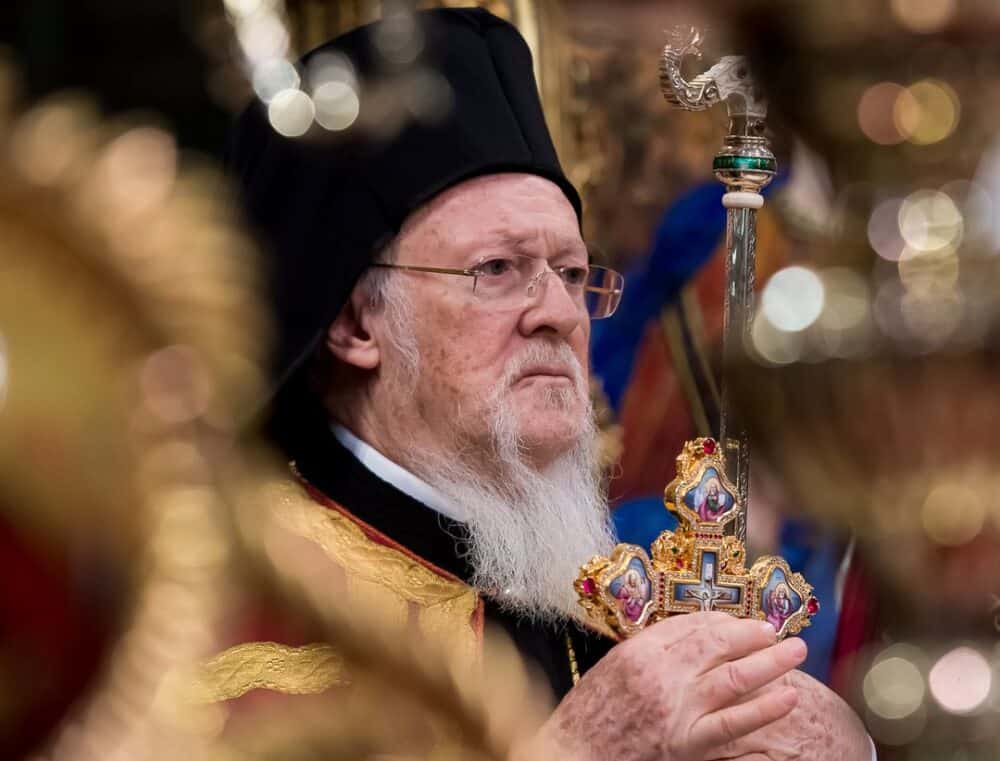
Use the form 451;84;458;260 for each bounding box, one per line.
713;155;777;172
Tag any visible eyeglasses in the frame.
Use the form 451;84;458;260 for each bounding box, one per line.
370;253;625;319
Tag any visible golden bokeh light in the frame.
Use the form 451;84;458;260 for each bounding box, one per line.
858;82;911;145
817;268;871;332
96;127;179;220
897;246;959;295
750;310;804;365
863;649;926;721
921;483;986;546
895;79;960;145
898;189;964;252
9;99;97;186
890;0;957;34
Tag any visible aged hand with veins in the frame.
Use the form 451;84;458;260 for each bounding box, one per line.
516;612;807;761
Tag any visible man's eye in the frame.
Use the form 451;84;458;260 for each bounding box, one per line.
479;258;515;277
561;266;589;286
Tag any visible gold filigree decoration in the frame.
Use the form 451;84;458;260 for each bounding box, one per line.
578;438;818;640
211;475;482;700
187;642;347;703
263;476;479;608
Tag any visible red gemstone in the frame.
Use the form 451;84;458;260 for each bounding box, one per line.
675;559;684;569
582;578;596;595
703;439;717;455
806;596;819;615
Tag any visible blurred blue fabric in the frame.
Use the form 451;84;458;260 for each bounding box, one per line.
591;182;727;413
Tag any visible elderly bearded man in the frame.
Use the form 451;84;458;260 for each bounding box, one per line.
223;7;872;760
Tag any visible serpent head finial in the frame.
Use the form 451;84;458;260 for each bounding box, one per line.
660;27;766;120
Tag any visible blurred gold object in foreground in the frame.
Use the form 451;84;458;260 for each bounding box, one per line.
0;61;267;757
0;64;549;761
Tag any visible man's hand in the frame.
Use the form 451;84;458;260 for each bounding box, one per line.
522;612;807;761
705;669;872;761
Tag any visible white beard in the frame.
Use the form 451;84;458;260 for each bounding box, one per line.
400;341;617;625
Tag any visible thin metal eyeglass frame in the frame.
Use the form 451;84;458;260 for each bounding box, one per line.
368;261;624;300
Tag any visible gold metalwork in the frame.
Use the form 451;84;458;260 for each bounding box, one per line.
576;438;818;640
664;438;742;529
188;642;348;703
564;632;580;687
0;70;268;758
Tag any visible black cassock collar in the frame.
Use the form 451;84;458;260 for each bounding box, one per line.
291;425;613;700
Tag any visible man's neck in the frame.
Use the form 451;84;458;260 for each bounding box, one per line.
330;422;468;522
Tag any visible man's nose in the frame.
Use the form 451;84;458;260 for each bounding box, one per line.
518;271;585;338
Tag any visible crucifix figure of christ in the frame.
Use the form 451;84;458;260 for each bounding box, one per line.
675;551;745;613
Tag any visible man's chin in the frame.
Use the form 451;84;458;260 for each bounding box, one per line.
513;418;587;465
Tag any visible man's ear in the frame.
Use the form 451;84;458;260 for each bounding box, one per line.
325;286;380;370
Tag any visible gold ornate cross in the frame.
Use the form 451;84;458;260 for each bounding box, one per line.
576;438;818;640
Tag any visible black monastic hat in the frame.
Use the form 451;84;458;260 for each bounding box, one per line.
226;7;581;451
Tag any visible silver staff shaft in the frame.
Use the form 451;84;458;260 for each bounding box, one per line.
720;200;759;545
660;28;775;544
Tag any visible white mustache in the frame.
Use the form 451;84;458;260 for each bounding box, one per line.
502;342;586;393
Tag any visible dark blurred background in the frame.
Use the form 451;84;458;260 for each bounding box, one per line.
0;0;229;153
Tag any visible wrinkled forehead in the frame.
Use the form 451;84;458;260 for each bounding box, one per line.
476;227;588;258
398;173;584;259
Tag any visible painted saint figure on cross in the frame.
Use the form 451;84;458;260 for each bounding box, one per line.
575;438;818;640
